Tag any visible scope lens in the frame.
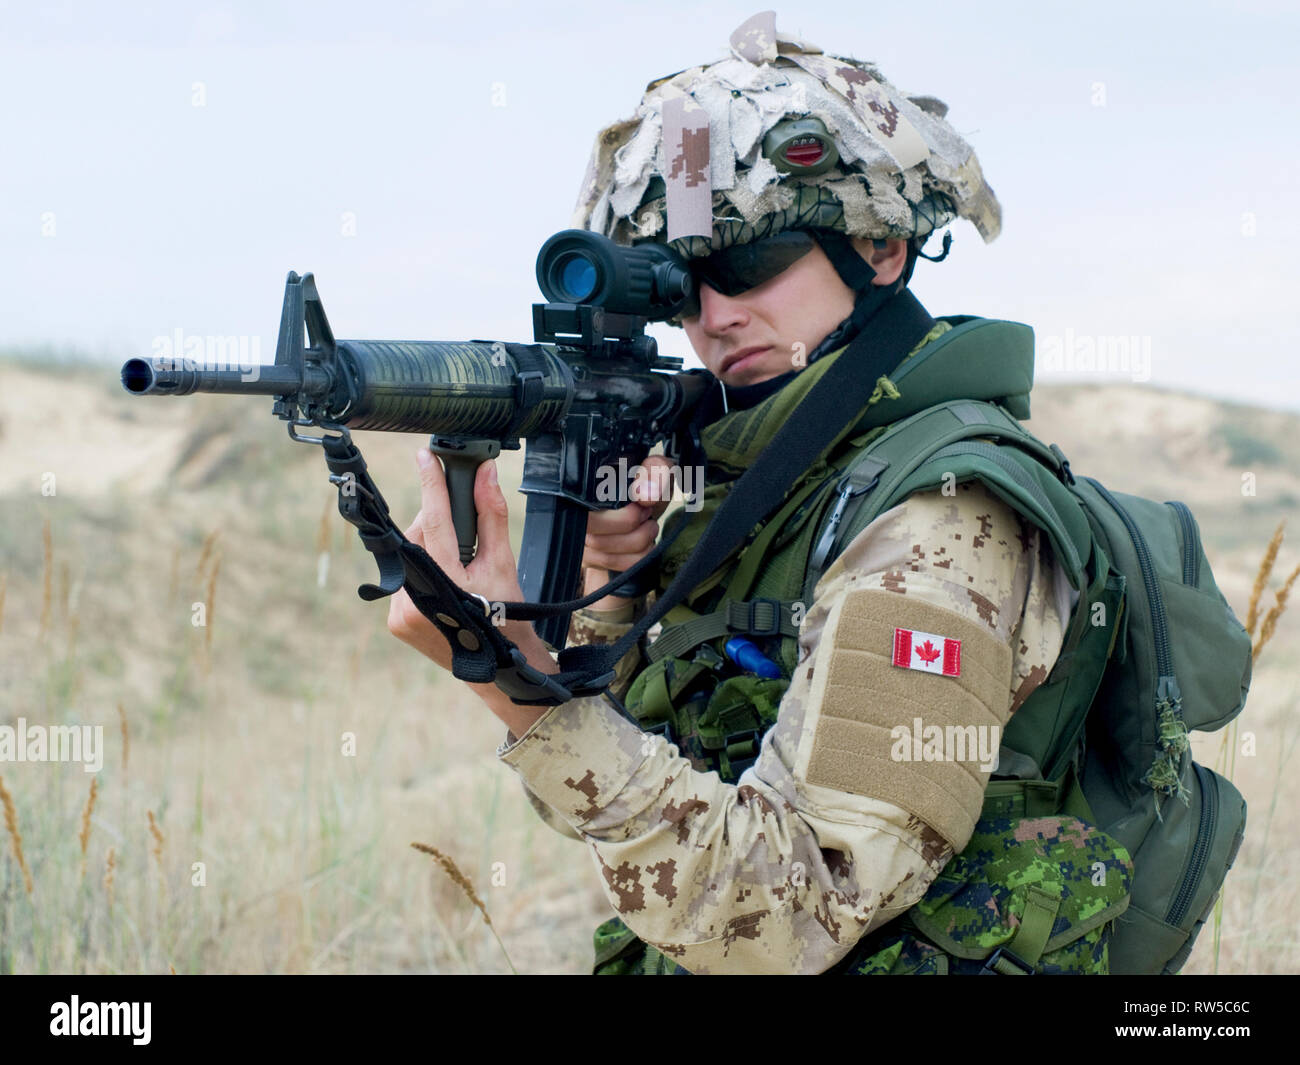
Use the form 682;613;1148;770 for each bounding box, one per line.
556;254;598;302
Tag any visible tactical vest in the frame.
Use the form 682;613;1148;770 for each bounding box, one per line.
592;316;1249;976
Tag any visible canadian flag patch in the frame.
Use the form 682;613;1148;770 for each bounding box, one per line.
892;627;961;677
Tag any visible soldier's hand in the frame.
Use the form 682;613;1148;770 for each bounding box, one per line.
581;455;676;610
388;447;557;737
387;449;549;670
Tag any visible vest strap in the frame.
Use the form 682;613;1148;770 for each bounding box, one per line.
647;598;802;662
981;887;1061;975
980;762;1094;821
982;779;1062;819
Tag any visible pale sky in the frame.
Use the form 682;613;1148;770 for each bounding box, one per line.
2;0;1297;410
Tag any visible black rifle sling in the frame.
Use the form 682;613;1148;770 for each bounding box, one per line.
325;289;934;706
322;433;602;703
551;289;937;691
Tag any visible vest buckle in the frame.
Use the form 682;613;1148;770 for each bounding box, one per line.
736;598;783;637
980;946;1036;975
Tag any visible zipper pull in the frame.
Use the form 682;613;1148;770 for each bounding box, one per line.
810;458;888;574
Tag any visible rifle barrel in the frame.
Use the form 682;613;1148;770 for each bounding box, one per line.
122;358;323;397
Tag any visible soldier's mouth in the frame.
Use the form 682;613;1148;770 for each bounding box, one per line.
719;346;771;376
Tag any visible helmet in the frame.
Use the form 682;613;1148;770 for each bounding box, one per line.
571;11;1001;285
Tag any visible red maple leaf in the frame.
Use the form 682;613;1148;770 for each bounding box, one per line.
915;640;940;665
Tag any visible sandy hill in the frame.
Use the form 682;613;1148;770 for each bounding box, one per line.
0;355;1295;974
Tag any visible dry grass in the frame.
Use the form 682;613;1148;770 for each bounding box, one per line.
195;530;220;583
411;842;516;974
1254;564;1299;661
0;776;33;896
146;810;164;873
116;702;129;775
79;778;98;879
103;847;116;910
1246;522;1283;636
410;842;492;924
1;366;1292;975
1201;520;1299;974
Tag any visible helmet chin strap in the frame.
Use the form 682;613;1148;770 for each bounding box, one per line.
803;229;898;365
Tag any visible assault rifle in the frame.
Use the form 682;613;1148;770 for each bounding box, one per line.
121;231;707;651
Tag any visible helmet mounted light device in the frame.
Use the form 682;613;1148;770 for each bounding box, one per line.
762;117;839;176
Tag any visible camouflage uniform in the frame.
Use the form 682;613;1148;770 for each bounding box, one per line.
497;364;1073;974
494;12;1091;974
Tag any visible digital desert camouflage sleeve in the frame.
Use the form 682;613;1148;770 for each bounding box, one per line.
499;480;1072;973
515;599;650;842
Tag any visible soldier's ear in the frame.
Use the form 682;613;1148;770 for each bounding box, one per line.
850;237;908;288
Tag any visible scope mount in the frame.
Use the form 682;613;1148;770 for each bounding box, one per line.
532;303;683;372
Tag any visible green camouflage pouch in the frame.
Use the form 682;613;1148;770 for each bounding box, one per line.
844;813;1133;974
835;929;951;974
689;673;787;781
623;648;788;781
592;917;688;975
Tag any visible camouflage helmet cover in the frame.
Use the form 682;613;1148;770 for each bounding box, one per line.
571;11;1002;261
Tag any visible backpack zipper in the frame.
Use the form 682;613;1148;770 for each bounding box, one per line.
1166;501;1200;586
1162;502;1215;926
1166;762;1218;927
1084;478;1173;679
1086;480;1214;928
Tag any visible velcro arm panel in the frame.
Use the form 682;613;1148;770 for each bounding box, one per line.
806;587;1014;850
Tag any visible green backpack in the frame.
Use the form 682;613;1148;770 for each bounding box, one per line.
807;398;1251;974
603;318;1251;975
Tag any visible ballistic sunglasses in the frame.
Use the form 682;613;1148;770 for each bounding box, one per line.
676;230;819;320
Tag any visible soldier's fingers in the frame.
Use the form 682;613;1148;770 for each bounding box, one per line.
470;460;519;585
585;519;659;558
414;448;462;572
633;456;677;505
387;587;452;668
587;502;654;536
582;546;660;573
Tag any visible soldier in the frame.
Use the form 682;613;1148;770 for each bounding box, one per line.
387;13;1122;974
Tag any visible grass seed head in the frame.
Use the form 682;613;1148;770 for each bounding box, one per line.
0;776;33;895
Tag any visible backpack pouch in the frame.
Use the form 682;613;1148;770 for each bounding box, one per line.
1104;759;1247;975
860;813;1135;974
